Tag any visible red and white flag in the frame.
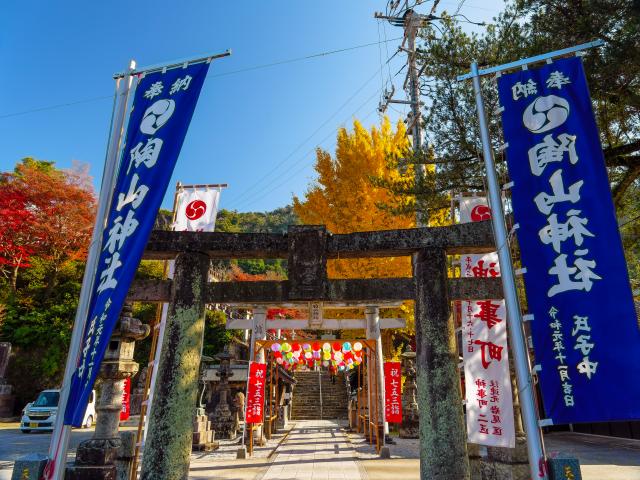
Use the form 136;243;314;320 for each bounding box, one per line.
174;188;220;231
459;196;515;448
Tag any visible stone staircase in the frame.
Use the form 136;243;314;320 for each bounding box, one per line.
292;370;348;420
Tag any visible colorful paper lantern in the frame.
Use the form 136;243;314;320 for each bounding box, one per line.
312;342;321;351
353;342;363;352
332;341;342;352
271;343;281;352
322;342;331;352
342;342;351;351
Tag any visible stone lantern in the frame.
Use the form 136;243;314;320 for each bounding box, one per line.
210;348;237;439
66;303;149;480
399;345;419;439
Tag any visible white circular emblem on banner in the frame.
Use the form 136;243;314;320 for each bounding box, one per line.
140;99;176;135
522;95;569;134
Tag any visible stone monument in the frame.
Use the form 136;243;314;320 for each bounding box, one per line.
0;342;15;418
66;304;149;480
399;345;419;439
210;348;238;439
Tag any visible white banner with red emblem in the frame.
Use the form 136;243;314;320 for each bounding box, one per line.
174;188;220;231
459;196;493;223
459;196;515;448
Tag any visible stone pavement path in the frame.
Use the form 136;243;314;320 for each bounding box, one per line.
260;420;363;480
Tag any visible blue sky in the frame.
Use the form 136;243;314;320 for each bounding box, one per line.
0;1;504;212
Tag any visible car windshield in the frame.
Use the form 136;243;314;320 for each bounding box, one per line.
33;391;60;407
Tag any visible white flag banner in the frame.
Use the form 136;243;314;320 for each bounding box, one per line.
458;194;515;447
462;299;515;448
174;188;220;232
461;252;501;279
459;196;492;224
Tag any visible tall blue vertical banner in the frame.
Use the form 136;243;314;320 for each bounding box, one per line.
497;57;640;425
64;62;210;426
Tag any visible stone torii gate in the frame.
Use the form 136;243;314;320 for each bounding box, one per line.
127;223;502;480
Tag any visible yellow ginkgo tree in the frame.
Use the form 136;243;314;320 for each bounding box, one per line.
293;118;418;346
293;117;414;280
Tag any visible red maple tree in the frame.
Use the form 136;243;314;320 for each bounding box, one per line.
0;159;96;291
0;183;40;289
228;264;304;320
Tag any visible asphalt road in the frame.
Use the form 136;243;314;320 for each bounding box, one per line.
0;423;137;480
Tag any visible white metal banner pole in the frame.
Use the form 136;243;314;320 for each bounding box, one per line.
469;61;547;480
46;60;137;480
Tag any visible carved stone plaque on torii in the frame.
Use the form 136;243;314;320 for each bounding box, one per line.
128;222;501;480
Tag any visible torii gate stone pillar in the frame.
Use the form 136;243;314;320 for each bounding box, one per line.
140;252;209;480
415;248;469;479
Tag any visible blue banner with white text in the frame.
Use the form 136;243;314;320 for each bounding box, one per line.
497;57;640;424
64;61;210;425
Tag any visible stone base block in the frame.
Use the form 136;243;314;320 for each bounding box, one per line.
0;393;15;418
115;431;137;480
193;430;214;445
480;460;529;480
11;453;48;480
486;436;528;464
379;446;390;459
118;431;137;459
548;457;582;480
192;441;219;452
236;446;247;459
75;438;121;466
66;464;117;480
276;406;289;429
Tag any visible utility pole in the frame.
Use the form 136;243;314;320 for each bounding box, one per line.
375;4;436;227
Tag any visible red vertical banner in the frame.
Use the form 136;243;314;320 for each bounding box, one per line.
384;361;402;423
246;362;267;424
120;377;131;421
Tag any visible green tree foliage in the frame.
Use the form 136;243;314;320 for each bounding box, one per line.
0;158;96;408
202;310;236;359
216;206;298;233
215;206;298;278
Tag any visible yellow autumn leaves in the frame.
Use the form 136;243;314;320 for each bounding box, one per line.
293;117;414;280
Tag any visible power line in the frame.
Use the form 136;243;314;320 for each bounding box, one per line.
230;92;382;211
230;90;381;211
0;37;403;121
208;37;402;79
226;51;399;207
0;95;114;120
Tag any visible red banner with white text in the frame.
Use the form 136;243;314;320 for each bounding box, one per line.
384;362;402;423
246;362;267;424
120;377;130;421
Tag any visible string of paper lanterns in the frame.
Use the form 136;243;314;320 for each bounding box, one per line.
270;341;364;371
